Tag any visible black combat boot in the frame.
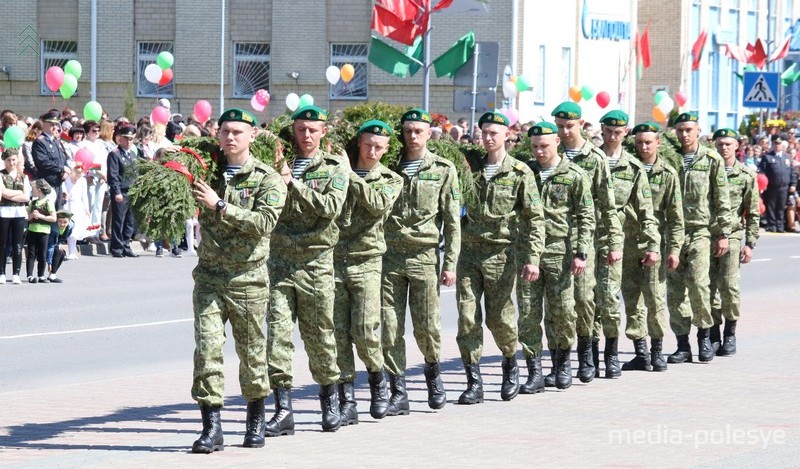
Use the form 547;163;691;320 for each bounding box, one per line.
544;350;557;387
519;356;545;394
367;371;389;419
386;374;410;416
650;338;667;371
555;348;572;390
458;363;484;404
319;384;341;432
592;339;601;378
697;328;715;362
576;336;596;383
192;405;224;453
709;324;722;355
604;338;621;378
265;388;295;437
337;382;358;426
500;356;520;401
718;320;737;356
423;362;447;409
621;338;652;371
242;398;265;448
667;334;693;364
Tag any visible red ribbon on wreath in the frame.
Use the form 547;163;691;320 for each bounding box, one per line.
180;147;207;170
163;160;194;184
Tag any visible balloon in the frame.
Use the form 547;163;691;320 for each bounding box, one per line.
83;101;103;121
64;60;82;80
595;91;611;109
340;64;355;83
298;94;314;108
758;197;766;214
156;51;174;70
3;126;24;149
500;107;519;126
509;76;518;83
158;68;173;86
516;76;530;92
652;106;667;122
580;85;594;100
144;63;163;84
503;80;518;98
45;66;65;92
675;91;688;106
285;93;300;111
74;148;93;169
193;100;212;123
59;74;78;99
569;86;582;103
250;95;266;112
658;96;675;114
255;89;270;106
757;173;768;192
151;106;170;125
654;90;669;105
325;65;341;85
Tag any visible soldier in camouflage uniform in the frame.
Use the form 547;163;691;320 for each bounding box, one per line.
551;102;623;381
190;108;286;453
709;128;759;356
267;105;349;435
594;112;661;373
334;120;403;425
666;112;732;364
518;122;595;392
382;108;461;414
621;122;684;372
456;111;545;405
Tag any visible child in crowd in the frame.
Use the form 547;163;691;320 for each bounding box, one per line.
27;179;56;283
0;149;31;285
48;210;75;283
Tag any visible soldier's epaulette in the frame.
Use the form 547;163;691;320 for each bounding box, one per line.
418;171;441;181
494;177;516;187
513;161;527;172
614;171;635;181
553;175;575;185
305;170;330;180
323;154;344;165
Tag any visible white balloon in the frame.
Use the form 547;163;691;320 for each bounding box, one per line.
144;63;163;84
285;93;300;112
658;96;675;114
325;65;341;85
503;80;518;99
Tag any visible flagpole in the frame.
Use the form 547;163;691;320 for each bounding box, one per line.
422;0;432;110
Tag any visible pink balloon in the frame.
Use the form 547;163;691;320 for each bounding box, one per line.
250;95;266;112
45;66;65;92
151;106;170;125
595;91;611;109
74;148;93;169
675;91;688;107
255;89;270;106
498;107;518;126
193;100;212;123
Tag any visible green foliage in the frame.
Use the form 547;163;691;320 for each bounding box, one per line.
128;159;196;241
123;83;137;123
508;134;533;162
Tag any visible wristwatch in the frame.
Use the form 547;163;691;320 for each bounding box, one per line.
575;252;588;261
215;199;227;213
746;241;756;249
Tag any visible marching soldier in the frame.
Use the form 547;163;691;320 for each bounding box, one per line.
456;111;545;404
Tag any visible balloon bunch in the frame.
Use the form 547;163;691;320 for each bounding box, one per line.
250;90;270;112
567;85;612;109
45;60;82;99
285;93;315;112
651;90;688;122
144;52;175;87
502;76;532;98
325;64;356;86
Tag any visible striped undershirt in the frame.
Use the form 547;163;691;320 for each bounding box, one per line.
224;165;242;183
354;168;370;178
401;159;423;177
539;167;557;182
484;163;500;181
564;148;581;161
724;166;732;174
292;158;312;179
607;157;620;170
683;153;696;170
644;164;654;172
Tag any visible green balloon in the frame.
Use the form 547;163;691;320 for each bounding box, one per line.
516;76;531;92
297;94;314;108
84;101;103;121
3;126;24;149
580;86;593;100
59;74;78;99
64;60;82;80
156;51;174;70
654;90;668;105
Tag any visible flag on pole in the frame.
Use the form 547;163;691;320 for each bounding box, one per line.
748;39;768;69
433;31;475;77
406;35;424;77
640;24;652;69
781;63;797;86
769;35;791;62
691;29;708;71
371;4;422;46
725;43;749;63
368;36;412;77
377;0;421;22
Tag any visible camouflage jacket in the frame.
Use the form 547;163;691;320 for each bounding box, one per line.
271;150;349;262
528;156;595;256
559;140;623;252
461;153;545;265
335;162;403;260
385;150;461;271
198;155;286;270
677;145;732;235
720;160;760;245
608;149;661;253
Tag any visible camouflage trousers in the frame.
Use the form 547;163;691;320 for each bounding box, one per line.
710;235;743;324
667;228;715;335
593;245;622;339
518;241;576;357
620;240;667;340
573;239;597;338
381;252;441;376
456;245;518;364
334;256;384;383
191;263;270;407
267;251;339;388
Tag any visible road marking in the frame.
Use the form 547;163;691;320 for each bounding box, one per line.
0;318;193;340
751;258;772;262
790;255;800;259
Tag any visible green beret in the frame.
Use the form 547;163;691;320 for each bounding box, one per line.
478;111;509;127
631;122;661;134
56;210;73;219
600;110;629;127
218;108;258;127
400;108;432;124
358;119;393;137
713;128;738;140
673;112;699;124
551;101;582;120
292;105;328;122
528;121;559;137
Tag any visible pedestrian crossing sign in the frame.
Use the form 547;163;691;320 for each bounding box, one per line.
743;72;779;108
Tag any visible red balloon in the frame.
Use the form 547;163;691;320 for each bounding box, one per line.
158;68;173;86
74;148;93;169
759;197;766;214
595;91;611;109
152;106;170;125
675;91;688;107
45;66;65;92
757;173;768;192
193;100;212;123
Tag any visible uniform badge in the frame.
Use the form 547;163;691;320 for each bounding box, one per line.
332;175;346;190
266;190;280;206
583;193;593;206
642;188;652;198
452;186;461;200
530;193;541;206
717;175;726;186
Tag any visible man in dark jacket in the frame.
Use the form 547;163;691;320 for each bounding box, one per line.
31;110;69;209
759;141;797;232
107;124;142;257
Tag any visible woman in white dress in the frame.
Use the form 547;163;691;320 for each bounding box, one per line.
62;162;92;259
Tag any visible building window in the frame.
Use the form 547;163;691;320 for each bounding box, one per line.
560;47;571;101
747;10;758;44
730;59;739;107
331;43;367;100
136;42;174;98
726;113;738;129
533;45;545;105
233;42;270;98
710;7;721;110
40;40;77;95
